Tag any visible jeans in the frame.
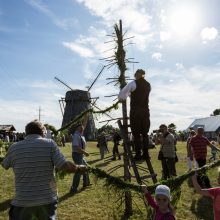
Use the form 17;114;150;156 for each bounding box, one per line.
161;157;176;180
99;145;105;160
71;152;90;192
113;143;121;159
9;202;57;220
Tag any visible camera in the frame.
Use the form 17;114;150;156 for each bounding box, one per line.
153;129;161;133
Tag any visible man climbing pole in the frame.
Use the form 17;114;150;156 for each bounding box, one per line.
118;69;151;161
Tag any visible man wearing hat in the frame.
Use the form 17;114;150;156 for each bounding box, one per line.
118;69;151;160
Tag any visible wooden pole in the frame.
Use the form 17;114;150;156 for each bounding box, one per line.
115;19;133;218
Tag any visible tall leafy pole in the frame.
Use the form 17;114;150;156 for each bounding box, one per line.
114;20;132;218
103;20;157;217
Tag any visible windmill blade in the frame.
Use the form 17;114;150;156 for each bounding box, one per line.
54;76;74;91
87;65;105;92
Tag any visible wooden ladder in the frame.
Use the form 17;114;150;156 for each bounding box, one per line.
118;120;157;184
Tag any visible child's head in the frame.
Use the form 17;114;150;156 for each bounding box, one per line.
155;185;171;210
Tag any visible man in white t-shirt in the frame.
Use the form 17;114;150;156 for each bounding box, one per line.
118;69;151;161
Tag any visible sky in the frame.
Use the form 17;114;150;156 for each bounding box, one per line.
0;0;220;132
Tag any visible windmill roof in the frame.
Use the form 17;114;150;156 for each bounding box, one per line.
187;115;220;132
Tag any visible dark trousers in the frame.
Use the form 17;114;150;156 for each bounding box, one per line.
161;157;176;180
196;159;211;188
9;202;57;220
113;143;121;159
130;108;150;157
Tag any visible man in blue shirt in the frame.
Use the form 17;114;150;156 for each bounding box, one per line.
70;115;90;193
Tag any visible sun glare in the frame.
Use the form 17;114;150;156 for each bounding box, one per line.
167;5;201;38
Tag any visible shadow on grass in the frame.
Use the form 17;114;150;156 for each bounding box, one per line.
190;196;213;220
95;157;115;168
59;187;89;203
0;199;11;212
88;158;102;165
88;152;100;156
88;153;113;165
58;192;74;203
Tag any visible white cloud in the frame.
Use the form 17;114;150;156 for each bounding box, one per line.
175;63;184;70
151;52;162;62
75;0;153;50
160;31;171;42
25;0;78;29
62;42;94;58
0;98;62;132
148;65;220;131
76;0;151;31
201;27;218;43
159;9;166;24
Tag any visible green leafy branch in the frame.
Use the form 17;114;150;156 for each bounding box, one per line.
57;101;119;132
56;159;220;193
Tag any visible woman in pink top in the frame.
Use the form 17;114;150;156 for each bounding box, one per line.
192;169;220;220
141;184;175;220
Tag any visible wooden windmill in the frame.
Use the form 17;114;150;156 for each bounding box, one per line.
55;66;105;140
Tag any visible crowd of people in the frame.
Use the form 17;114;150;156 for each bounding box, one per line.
0;132;25;142
2;68;220;219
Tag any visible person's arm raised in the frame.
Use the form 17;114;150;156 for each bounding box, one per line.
192;174;210;197
82;112;89;128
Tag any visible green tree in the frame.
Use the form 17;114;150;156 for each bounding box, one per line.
97;125;119;135
168;123;177;130
211;108;220;116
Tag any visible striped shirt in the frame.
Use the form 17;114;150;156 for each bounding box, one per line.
190;135;209;160
2;134;66;207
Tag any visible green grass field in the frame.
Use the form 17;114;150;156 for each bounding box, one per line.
0;141;218;220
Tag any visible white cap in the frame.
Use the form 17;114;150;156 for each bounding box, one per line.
155;185;171;200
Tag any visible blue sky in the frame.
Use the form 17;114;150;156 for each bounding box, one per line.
0;0;220;132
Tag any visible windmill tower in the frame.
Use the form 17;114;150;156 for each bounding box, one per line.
55;66;105;140
63;90;96;140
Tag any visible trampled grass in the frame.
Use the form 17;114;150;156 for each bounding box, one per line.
0;141;218;220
